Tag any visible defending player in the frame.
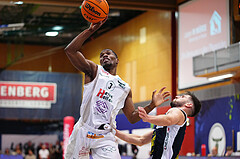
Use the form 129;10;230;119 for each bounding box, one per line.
115;92;201;159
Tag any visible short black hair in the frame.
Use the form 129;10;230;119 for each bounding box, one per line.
186;91;201;117
101;49;118;58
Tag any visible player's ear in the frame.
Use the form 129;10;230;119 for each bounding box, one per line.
184;103;193;108
116;59;119;64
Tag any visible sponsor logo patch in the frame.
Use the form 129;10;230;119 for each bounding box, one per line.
78;146;89;157
164;127;170;150
86;131;104;139
96;88;112;102
118;80;126;89
95;100;108;113
101;146;116;152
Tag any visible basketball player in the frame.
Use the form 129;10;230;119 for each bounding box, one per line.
115;92;201;159
64;18;171;159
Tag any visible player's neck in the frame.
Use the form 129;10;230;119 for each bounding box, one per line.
103;65;117;75
107;68;117;76
109;69;117;76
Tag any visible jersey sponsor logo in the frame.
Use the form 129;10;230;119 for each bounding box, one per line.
86;131;104;139
78;146;89;157
101;146;116;152
164;127;170;150
95;100;108;113
118;80;126;89
96;88;113;102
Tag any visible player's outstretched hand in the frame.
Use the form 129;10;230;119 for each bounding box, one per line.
151;86;170;108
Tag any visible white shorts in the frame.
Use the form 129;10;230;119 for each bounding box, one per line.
65;121;121;159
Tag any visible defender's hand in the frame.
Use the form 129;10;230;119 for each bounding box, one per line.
151;87;170;108
138;107;149;122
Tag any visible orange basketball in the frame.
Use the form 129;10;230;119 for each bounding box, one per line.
81;0;109;23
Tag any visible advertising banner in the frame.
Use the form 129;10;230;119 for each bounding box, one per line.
0;70;82;120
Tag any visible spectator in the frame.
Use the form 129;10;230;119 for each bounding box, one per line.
38;144;49;159
14;144;24;157
55;141;63;159
11;143;23;155
2;148;23;159
48;143;56;159
24;141;35;155
36;143;43;159
4;148;10;155
208;146;218;157
25;149;36;159
118;143;127;156
225;146;233;156
131;144;139;159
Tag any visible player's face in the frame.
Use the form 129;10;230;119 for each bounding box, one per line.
100;49;118;69
170;95;192;107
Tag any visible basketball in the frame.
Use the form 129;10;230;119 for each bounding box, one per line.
81;0;109;23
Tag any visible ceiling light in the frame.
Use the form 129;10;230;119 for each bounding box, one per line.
108;11;120;17
45;31;58;37
52;26;63;31
13;1;23;5
208;73;234;82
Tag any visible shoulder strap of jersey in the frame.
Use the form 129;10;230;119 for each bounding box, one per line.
178;108;187;126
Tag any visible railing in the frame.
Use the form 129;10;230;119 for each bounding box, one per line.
193;42;240;76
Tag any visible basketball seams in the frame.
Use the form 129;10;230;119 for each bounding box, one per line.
82;5;105;19
85;0;108;16
102;0;109;12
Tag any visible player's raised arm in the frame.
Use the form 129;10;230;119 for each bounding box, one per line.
64;18;107;82
138;107;185;126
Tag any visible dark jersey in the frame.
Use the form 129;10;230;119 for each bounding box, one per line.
150;108;187;159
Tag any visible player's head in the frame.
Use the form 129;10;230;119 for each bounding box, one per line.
100;49;119;70
170;91;201;117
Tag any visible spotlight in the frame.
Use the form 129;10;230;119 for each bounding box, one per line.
45;31;58;37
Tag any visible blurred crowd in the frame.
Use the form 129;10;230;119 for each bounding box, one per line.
0;140;63;159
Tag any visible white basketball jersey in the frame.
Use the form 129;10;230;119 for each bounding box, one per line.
79;65;130;129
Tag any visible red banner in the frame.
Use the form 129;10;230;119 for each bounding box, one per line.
0;81;57;109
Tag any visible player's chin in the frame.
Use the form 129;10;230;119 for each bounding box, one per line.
102;63;112;69
170;101;176;108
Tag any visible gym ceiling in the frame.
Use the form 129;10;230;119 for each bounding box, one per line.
0;0;189;45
